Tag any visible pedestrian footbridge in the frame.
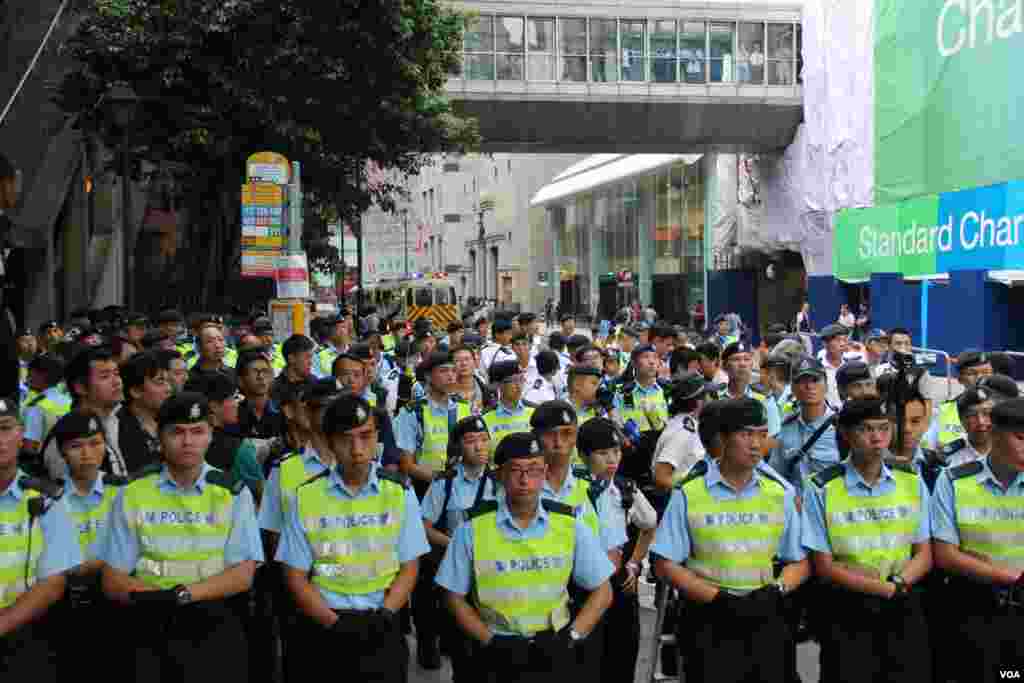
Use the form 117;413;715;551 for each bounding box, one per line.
445;1;804;153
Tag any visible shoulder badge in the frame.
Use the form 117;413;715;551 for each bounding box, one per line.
102;473;129;487
130;462;164;482
942;439;966;457
204;470;245;495
377;469;411;489
387;369;400;381
682;415;696;433
811;463;845;489
677;459;709;488
465;499;500;521
533;379;543;390
949;460;984;480
541;499;576;517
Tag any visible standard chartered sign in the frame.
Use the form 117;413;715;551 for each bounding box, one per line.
834;180;1024;280
875;0;1024;204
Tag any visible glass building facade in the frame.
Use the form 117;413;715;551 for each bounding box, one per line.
546;157;706;324
455;16;801;86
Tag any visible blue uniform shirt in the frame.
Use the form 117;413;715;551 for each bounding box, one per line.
422;464;498;533
275;465;429;609
435;496;614;634
930;455;1024;546
800;459;932;555
100;463;264;572
258;445;328;533
62;474;114;561
768;409;841;493
2;472;82;579
542;470;628;552
650;459;804;575
393;396;461;454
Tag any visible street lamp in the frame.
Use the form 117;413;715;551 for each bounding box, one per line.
401;208;409;279
100;84;140;309
477;196;495;301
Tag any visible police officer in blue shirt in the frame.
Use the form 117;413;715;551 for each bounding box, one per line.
652;398;808;683
435;431;614;683
422;415;498;682
99;392;264;683
0;397;81;680
930;397;1024;682
769;356;841;494
801;398;933;683
276;394;429;683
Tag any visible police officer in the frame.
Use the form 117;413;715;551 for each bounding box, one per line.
652;398;809;683
99;392;264;683
652;372;719;492
0;397;81;679
577;418;658;683
523;350;561;407
276;394;429;683
251;317;286;376
480;318;517;375
769;356;842;494
617;344;669;433
836;360;878;403
931;397;1024;681
565;365;619;433
21;353;70;454
421;416;499;682
315;311;353;378
935;349;993;448
710;313;738;347
484;360;535;454
760;352;797;420
941;386;997;469
717;341;781;439
801;398;933;682
435;431;614;683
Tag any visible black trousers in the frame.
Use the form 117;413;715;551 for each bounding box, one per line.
943;580;1023;682
601;579;641;683
130;599;249;683
411;553;442;652
305;610;409;683
247;562;281;683
474;632;575;683
0;620;56;680
439;602;477;683
818;589;931;683
681;598;790;683
49;580;121;681
568;584;607;683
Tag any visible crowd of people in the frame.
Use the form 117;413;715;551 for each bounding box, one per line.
0;301;1021;683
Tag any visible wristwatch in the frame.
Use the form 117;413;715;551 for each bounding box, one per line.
173;584;193;606
774;578;788;596
887;574;908;596
568;628;586;647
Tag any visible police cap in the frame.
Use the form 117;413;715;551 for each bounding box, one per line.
671;371;723;403
51;411;104;449
251;317;274;335
836;361;873;387
492;318;513;334
577;417;622;455
452;415;490;445
956;387;994;415
631;344;658;360
306;378;343;406
717;398;769;433
322;394;374;436
494;431;543;467
836;398;889;429
975;374;1020;401
530;400;577;432
559;313;575;323
158;392;209;429
792;355;827;381
347;342;373;361
957;349;990;371
461;333;484;350
762;353;792;370
489;360;522;385
419;351;455;375
820;324;849;340
518;312;536;325
990;397;1024;431
866;328;888;342
721;341;753;363
567;365;602;380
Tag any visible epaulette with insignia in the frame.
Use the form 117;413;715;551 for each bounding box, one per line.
298;469;330;488
130;462;163;481
204;470;245;495
533;379;544;390
377;470;411;489
682;415;696;432
18;475;63;499
541;499;575;517
756;464;790;490
102;473;129;487
572;465;592;481
942;439;966;457
782;412;800;426
949;460;984;480
268;450;299;470
811;463;845;488
465;500;499;520
676;459;708;488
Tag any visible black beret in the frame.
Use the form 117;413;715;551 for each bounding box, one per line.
494;431;543;467
631;344;658;359
518;312;536;324
559;313;575;322
991;397;1024;431
975;374;1020;400
568;365;602;379
492;318;513;334
836;361;873;387
820;324;849;340
322;394;374;435
717;398;769;433
451;415;490;444
761;353;792;370
158;392;209;429
419;351;454;374
957;350;990;370
671;371;722;402
251;317;274;335
792;355;827;381
837;398;889;428
721;341;753;362
51;411;104;449
577;417;622;454
489;360;522;384
530;400;577;431
305;378;342;406
956;387;995;414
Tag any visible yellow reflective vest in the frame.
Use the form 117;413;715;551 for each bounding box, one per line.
0;485;44;608
950;461;1024;573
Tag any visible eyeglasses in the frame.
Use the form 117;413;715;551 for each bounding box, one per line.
506;466;546;480
853;422;892;435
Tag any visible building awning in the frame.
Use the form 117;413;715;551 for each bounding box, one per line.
530;154;702;208
987;270;1024;286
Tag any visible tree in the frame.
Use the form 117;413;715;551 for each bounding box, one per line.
57;0;479;307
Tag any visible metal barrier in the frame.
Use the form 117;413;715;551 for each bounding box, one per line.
648;580;683;683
